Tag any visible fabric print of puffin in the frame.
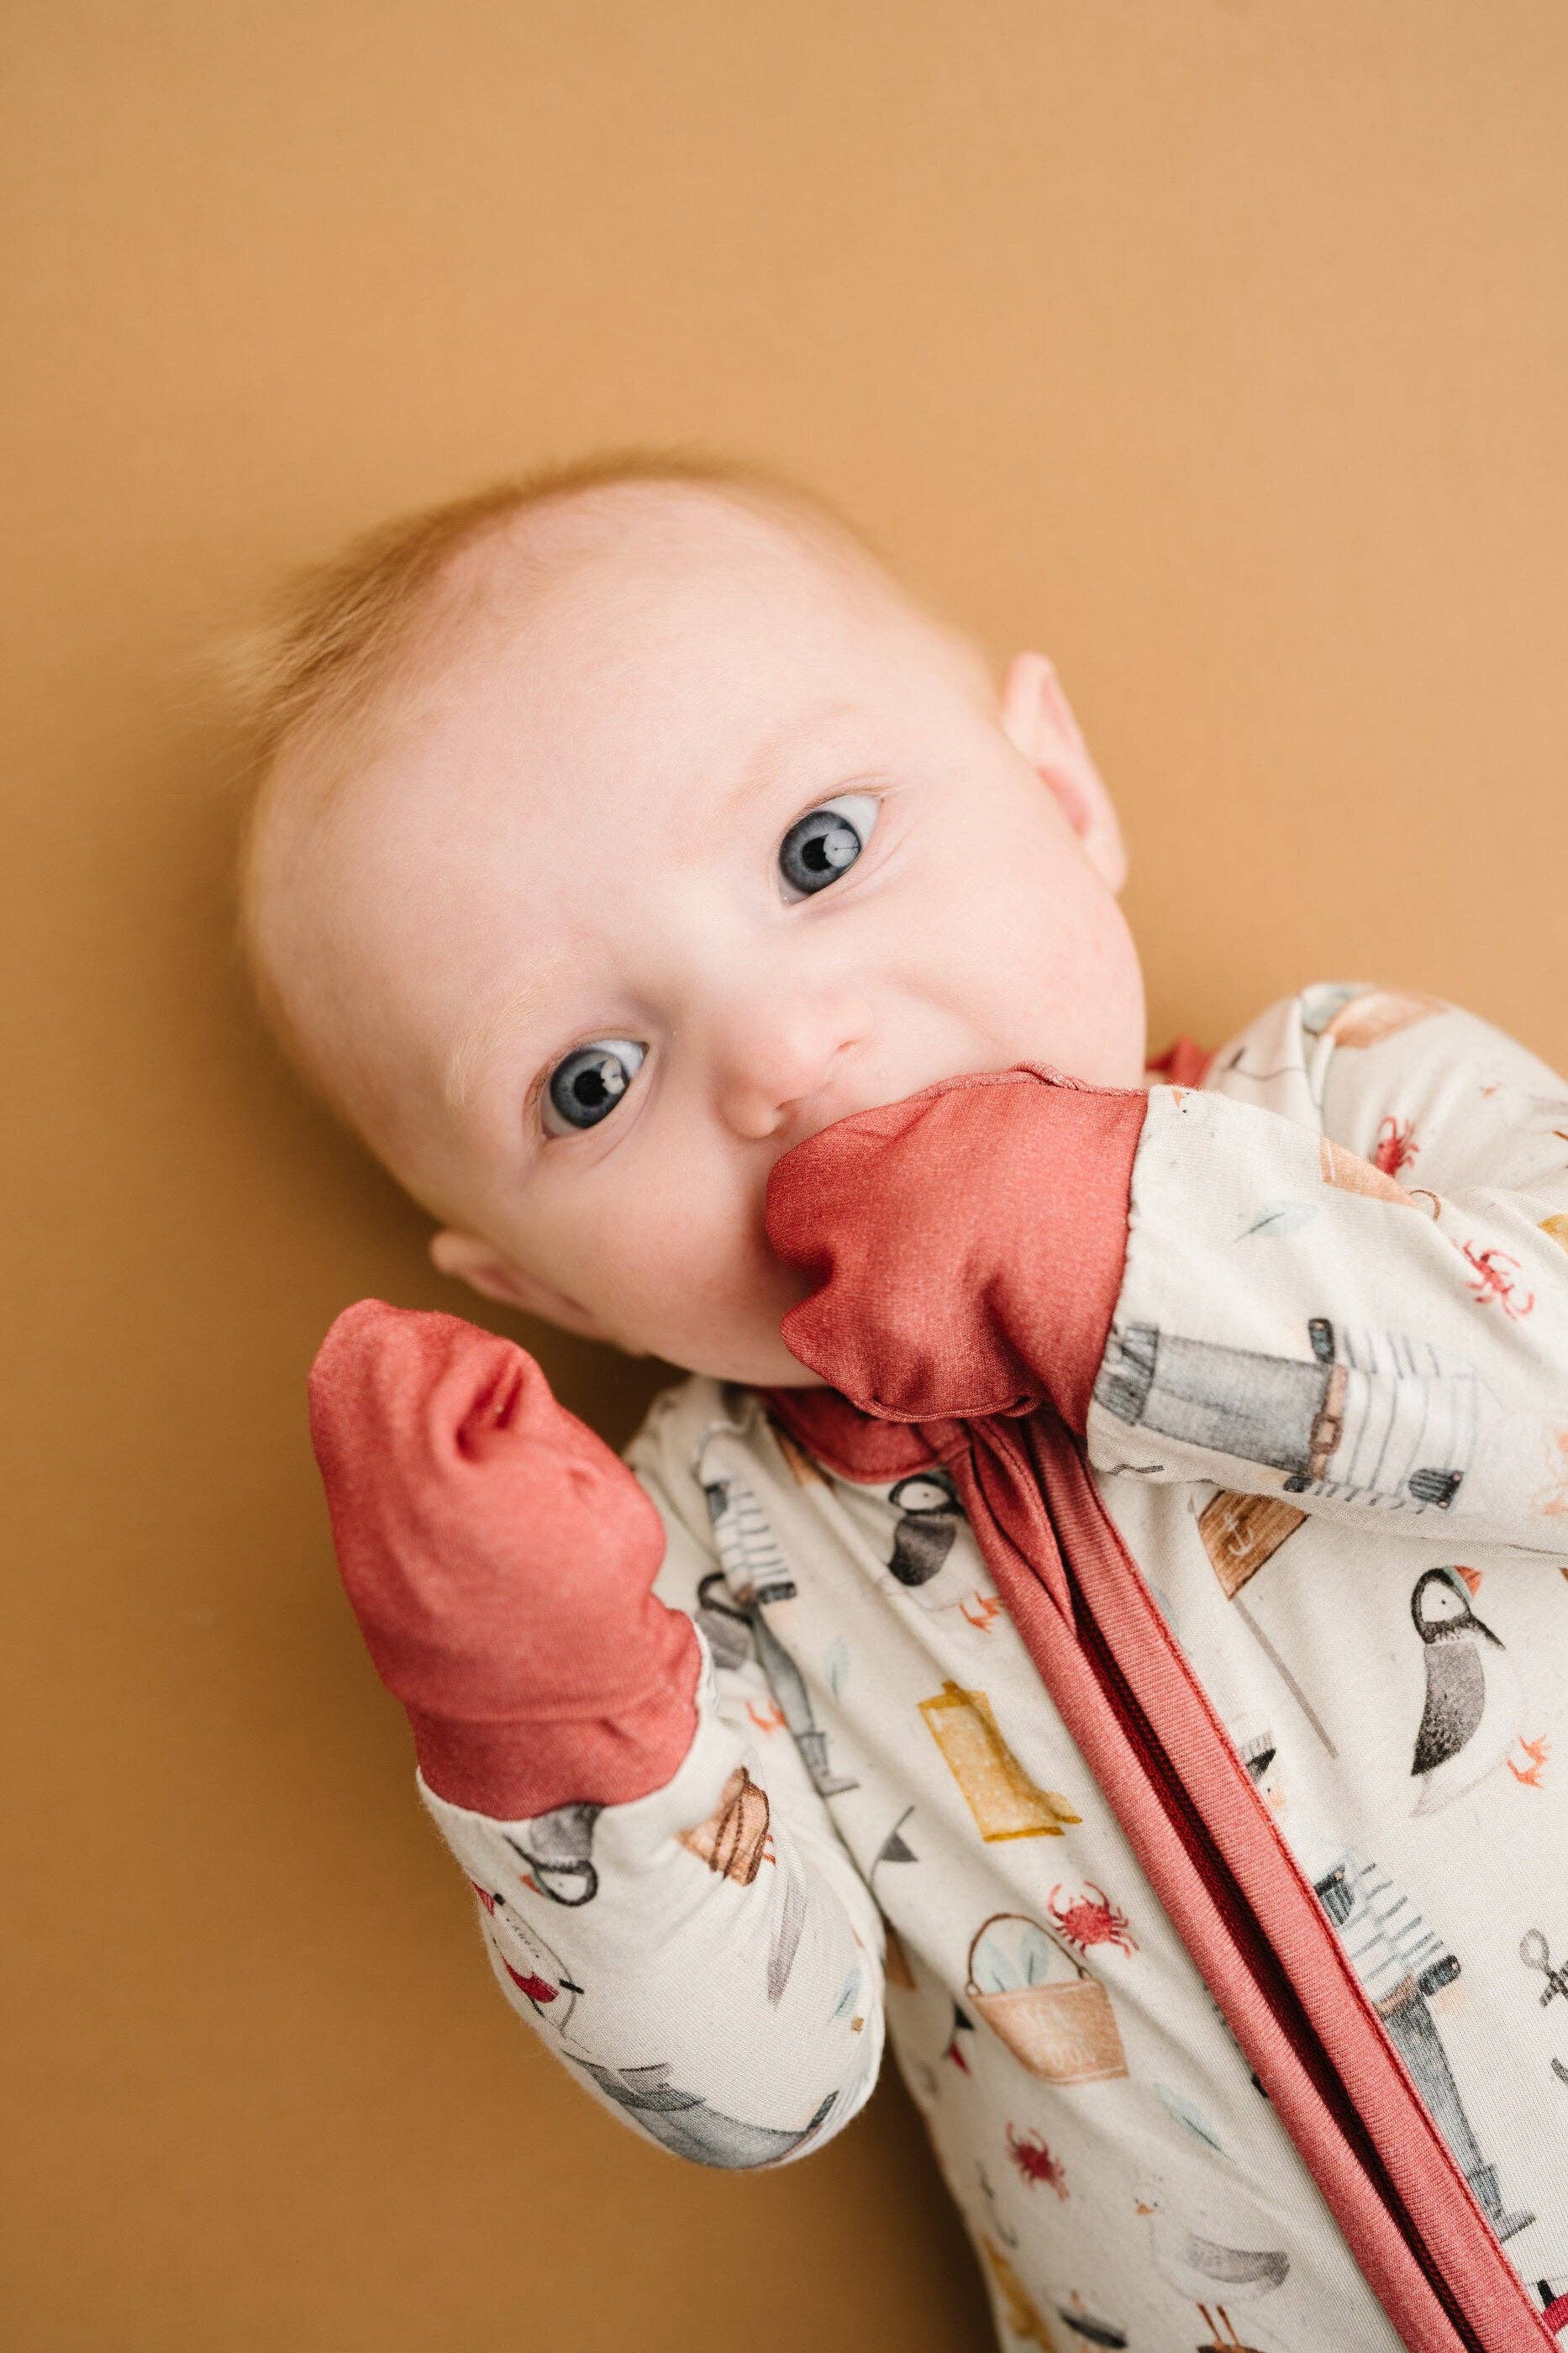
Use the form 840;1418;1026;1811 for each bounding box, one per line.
1408;1566;1546;1813
884;1470;1001;1629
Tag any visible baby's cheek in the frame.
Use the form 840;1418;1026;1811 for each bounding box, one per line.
591;1210;725;1329
626;1223;802;1378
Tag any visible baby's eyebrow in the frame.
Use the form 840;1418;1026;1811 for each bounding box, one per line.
712;697;861;830
442;950;579;1117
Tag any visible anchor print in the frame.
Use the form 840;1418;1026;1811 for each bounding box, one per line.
502;1801;602;1907
1408;1566;1545;1813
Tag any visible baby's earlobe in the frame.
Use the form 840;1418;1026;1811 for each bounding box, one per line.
429;1228;536;1308
429;1229;608;1341
429;1226;486;1284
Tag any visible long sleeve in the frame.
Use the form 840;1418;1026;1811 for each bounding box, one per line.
1087;983;1568;1554
413;1392;887;2171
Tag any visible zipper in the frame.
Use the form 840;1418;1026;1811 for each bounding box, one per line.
760;1382;1551;2350
1069;1564;1486;2352
956;1407;1550;2353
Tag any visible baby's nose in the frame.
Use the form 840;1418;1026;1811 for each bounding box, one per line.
715;995;875;1142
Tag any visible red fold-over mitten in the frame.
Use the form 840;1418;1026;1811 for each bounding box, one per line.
765;1066;1148;1430
308;1302;700;1819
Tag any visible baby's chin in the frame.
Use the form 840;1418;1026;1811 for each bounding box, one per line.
626;1251;836;1388
636;1320;831;1392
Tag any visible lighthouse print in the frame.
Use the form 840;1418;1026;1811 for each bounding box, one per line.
1096;1315;1479;1515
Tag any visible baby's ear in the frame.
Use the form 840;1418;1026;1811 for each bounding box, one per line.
1000;650;1128;894
429;1229;609;1342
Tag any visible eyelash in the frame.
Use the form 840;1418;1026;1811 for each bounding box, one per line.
534;789;885;1140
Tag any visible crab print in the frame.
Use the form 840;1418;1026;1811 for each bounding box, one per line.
1007;2124;1070;2199
1048;1882;1139;1956
1373;1113;1419;1178
1460;1241;1536;1320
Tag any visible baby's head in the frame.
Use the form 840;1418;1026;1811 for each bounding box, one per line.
235;453;1144;1386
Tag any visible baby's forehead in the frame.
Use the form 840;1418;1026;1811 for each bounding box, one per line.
434;482;900;706
351;494;931;826
452;473;851;600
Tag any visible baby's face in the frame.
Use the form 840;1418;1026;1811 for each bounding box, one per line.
266;491;1145;1384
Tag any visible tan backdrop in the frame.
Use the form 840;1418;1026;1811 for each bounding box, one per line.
6;6;1566;2347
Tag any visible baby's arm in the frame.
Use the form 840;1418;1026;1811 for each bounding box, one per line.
310;1306;883;2169
1084;988;1568;1551
766;987;1568;1556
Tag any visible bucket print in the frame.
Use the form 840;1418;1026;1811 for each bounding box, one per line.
966;1913;1129;2085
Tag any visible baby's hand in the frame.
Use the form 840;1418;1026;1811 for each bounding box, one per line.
308;1302;698;1812
765;1065;1145;1432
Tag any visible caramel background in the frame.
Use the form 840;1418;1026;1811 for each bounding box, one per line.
6;6;1566;2346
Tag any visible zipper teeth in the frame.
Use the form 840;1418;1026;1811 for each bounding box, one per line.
1073;1593;1488;2353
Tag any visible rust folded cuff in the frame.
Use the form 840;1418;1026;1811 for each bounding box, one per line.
1013;1080;1147;1434
406;1614;702;1820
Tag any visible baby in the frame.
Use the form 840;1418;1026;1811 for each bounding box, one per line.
238;454;1568;2352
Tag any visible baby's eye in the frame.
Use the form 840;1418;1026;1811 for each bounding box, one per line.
542;1039;647;1134
777;793;880;902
